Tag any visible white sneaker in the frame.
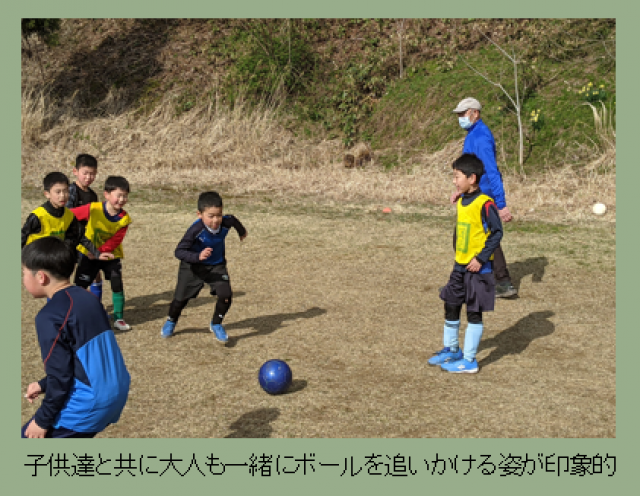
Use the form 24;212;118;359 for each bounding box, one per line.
113;319;131;331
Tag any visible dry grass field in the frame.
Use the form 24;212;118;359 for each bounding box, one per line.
20;188;615;438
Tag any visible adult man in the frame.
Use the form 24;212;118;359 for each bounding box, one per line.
451;97;517;298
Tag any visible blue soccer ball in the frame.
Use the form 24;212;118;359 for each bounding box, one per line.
258;359;292;395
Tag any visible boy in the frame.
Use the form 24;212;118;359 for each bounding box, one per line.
429;154;503;374
161;191;247;342
67;153;104;301
71;176;132;332
21;172;109;259
22;237;130;438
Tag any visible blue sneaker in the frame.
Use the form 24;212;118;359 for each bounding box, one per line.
161;319;176;338
440;358;479;374
427;347;463;366
210;323;228;344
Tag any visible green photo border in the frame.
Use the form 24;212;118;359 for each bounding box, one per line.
3;1;630;494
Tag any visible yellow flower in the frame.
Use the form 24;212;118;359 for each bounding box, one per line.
531;111;535;116
599;84;605;88
588;82;593;86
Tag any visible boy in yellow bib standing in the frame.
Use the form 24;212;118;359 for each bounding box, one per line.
71;176;132;332
21;172;109;258
429;154;503;374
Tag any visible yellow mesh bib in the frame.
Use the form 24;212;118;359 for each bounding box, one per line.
77;202;131;259
455;193;494;265
26;207;74;245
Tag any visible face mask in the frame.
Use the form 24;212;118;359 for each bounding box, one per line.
458;116;473;129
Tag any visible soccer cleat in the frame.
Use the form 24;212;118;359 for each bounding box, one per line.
210;323;228;344
495;282;518;298
161;319;176;338
440;358;479;374
427;347;463;366
113;319;131;331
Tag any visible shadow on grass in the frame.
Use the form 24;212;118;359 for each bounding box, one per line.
108;289;246;328
225;408;280;438
508;256;549;290
285;379;308;394
478;310;555;369
225;307;327;348
176;307;327;344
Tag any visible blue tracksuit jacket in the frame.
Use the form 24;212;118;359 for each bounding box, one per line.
462;119;507;209
34;286;130;433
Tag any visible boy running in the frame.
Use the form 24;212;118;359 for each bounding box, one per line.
161;191;247;342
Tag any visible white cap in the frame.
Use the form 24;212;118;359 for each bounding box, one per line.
453;97;482;113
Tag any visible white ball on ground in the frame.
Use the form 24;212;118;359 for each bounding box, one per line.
592;203;607;215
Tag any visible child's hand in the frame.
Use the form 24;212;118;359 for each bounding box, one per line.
199;247;213;260
240;231;248;241
450;191;461;204
86;252;96;260
98;252;115;261
24;419;47;438
466;258;481;273
25;382;42;404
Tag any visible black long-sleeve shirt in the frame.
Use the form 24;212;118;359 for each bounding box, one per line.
175;215;246;266
21;201;101;258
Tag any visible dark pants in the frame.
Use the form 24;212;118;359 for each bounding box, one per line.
74;255;123;292
22;418;97;438
452;227;510;283
169;261;232;325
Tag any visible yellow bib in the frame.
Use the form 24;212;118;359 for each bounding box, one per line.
26;207;74;246
455;193;494;265
77;202;131;259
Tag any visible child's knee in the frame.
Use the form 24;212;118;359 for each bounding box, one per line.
467;311;483;324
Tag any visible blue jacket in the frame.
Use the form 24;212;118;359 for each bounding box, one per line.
462;119;507;209
34;286;130;433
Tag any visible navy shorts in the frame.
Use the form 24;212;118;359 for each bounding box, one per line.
439;270;495;313
21;417;97;438
74;255;122;289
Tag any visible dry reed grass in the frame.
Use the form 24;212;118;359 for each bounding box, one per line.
21;84;615;225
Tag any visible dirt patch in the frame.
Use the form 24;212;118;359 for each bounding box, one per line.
20;193;614;438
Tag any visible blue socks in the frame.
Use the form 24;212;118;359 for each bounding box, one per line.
89;282;103;302
463;323;484;362
444;320;460;352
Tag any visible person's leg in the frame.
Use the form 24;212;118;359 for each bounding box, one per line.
462;310;483;362
493;244;517;297
103;260;130;331
210;280;232;326
89;271;103;302
74;254;101;289
204;268;232;343
430;272;465;365
162;262;204;337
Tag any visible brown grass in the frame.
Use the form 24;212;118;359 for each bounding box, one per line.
20;192;615;438
21;84;615;226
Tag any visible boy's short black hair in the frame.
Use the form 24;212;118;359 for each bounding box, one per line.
22;237;76;281
76;154;98;170
198;191;223;212
452;153;485;183
104;176;130;193
43;172;70;192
